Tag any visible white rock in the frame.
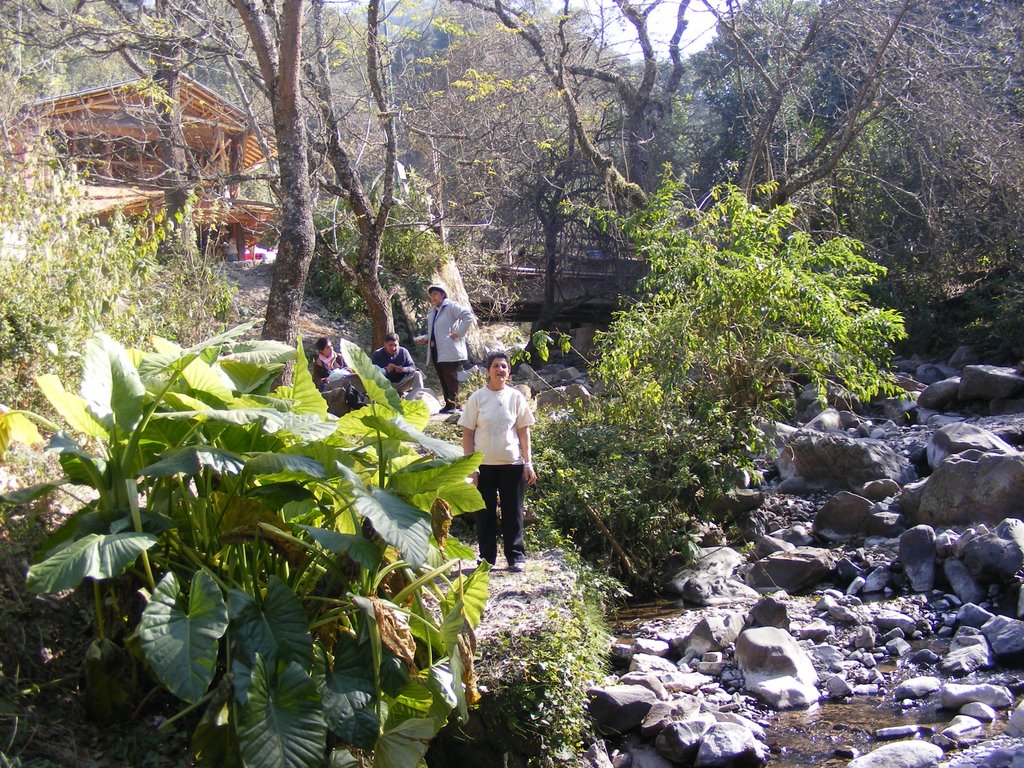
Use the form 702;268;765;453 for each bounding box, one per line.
847;740;944;768
939;682;1013;709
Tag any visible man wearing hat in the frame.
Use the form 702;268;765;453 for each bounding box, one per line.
415;282;475;413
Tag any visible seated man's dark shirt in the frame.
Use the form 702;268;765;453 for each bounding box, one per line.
371;345;417;383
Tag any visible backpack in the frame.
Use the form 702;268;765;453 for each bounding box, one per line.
344;385;371;410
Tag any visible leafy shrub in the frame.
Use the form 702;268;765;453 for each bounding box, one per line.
0;156;232;413
534;182;906;588
0;327;488;768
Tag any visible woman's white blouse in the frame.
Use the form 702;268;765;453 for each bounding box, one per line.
458;386;535;465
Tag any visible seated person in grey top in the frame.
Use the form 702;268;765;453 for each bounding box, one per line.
370;333;424;397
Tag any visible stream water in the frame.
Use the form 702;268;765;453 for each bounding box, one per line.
609;599;1012;765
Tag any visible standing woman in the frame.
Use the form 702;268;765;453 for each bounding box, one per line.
459;351;537;572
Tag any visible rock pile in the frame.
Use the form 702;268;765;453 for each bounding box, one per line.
593;349;1024;768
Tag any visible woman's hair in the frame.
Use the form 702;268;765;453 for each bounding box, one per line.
315;337;331;352
485;350;510;369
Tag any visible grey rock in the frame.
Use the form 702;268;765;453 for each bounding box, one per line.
652;714;716;761
991;398;1024;416
960;701;997;723
874;610;917;635
776;430;915;491
747;675;820;709
1008;701;1024;737
619;672;669;700
684;613;746;658
961;518;1024;584
863;566;892;593
915;363;957;385
926;422;1016;469
940;714;984;740
892;676;940;700
959;365;1024;401
744;596;791;631
826;675;853;698
980;614;1024;665
957;603;995;628
745;547;838;594
943;558;986;605
860;478;902;501
939;682;1013;709
735;627;818;688
588;685;659;735
754;535;796;559
847;741;944;768
866;511;907;538
681;576;762;607
914;453;1024;527
875;725;928;740
663;547;745;597
814;491;875;542
900;525;936;592
938;630;992;677
918;377;961;411
584;741;615;768
948;345;980;369
694;722;769;767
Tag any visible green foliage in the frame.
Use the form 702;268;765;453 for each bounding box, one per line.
0;325;488;768
482;594;609;767
0;156;233;414
534;182;905;588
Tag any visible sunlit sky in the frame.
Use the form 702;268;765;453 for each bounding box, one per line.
572;0;724;57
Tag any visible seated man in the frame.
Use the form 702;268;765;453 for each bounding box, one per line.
371;333;424;397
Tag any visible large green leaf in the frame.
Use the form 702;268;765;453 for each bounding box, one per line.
140;571;229;703
47;433;106;487
217;359;284;395
181;357;235;404
337;340;404;414
322;635;380;749
0;411;43;453
0;479;65;506
371;717;435;768
229;577;313;671
387;456;481;499
81;334;145;433
141;447;246;478
353;488;432;567
244;452;328;482
288;339;329;417
299;527;382;571
441;567;489;631
237;657;327;768
222;339;295;366
396;398;430;431
434;480;486;516
25;532;158;593
357;414;461;460
36;375;108;438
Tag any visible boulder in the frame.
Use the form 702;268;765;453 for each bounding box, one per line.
939;682;1013;709
744;597;790;631
694;722;769;767
917;377;961;411
813;491;875;542
847;740;944;768
915;363;957;385
899;525;936;592
680;576;762;607
745;547;837;594
942;558;985;606
948;345;980;369
980;615;1024;666
914;453;1024;526
663;547;745;597
775;430;915;491
991;398;1024;416
892;676;940;700
653;716;716;763
587;684;658;736
959;365;1024;401
747;675;820;709
938;630;992;677
961;518;1024;583
735;627;818;689
859;478;902;501
683;612;746;658
926;422;1017;469
1008;701;1024;737
639;698;703;738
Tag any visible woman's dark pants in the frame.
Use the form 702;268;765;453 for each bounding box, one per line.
476;464;526;567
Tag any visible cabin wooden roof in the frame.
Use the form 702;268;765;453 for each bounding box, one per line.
32;75;271;172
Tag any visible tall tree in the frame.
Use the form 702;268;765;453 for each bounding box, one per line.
229;0;316;345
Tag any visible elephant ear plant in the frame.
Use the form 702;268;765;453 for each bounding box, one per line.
0;326;489;768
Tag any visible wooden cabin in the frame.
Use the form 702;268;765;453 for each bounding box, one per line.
29;75;277;259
